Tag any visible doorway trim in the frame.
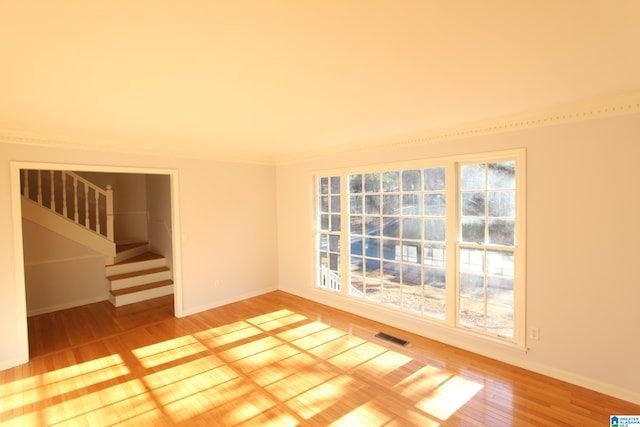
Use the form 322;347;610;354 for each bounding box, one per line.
10;161;184;364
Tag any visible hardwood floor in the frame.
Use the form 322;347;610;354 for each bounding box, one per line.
3;292;639;426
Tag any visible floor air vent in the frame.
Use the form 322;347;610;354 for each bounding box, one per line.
375;332;409;346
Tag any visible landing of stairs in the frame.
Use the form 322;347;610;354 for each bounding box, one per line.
116;242;148;253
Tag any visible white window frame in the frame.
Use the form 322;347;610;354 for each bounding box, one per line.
313;149;526;347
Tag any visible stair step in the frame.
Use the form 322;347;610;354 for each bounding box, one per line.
108;267;172;291
105;252;167;276
109;280;174;307
107;266;170;282
110;280;174;297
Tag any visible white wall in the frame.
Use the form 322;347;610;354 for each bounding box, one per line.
276;112;640;404
0;142;278;368
22;219;108;315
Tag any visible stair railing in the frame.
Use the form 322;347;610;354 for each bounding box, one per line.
21;170;114;241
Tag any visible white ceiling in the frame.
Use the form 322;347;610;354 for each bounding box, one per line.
1;1;639;163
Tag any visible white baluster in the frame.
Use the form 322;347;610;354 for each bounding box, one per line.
62;173;68;218
84;184;90;229
106;185;114;241
95;190;100;234
37;170;42;204
50;170;56;212
23;170;29;198
73;177;79;223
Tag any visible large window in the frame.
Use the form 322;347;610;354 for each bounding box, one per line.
314;150;526;346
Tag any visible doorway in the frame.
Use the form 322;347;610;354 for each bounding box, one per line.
11;161;184;363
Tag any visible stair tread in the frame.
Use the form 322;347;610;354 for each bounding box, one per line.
107;266;170;281
107;251;164;266
110;280;174;297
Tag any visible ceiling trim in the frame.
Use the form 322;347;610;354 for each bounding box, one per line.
275;99;640;165
2;99;639;167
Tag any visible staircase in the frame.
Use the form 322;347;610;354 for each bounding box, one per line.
106;242;174;307
21;169;174;308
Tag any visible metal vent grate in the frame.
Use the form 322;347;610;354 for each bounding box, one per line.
375;332;409;346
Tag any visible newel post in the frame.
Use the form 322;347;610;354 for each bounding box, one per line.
106;185;114;242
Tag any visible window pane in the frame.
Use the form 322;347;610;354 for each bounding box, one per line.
402;265;422;312
383;239;399;260
402;169;421;191
487;250;514;277
331;195;341;213
350;216;363;234
330;176;341;193
365;237;380;258
365;195;380;214
319;195;329;213
460;247;484;273
488;190;515;217
349;174;362;193
402;194;421;215
423;268;446;319
383;171;399;192
461;164;485;190
383;217;399;238
425;218;446;242
330;214;341;231
318;234;328;251
382;194;399;215
350;195;363;214
320;214;329;230
488;219;515;246
365;217;380;236
329;235;340;252
488;161;515;189
350;236;362;255
423;243;446;267
487;276;514;337
365;173;380;192
459;272;485;329
424;194;445;216
461;192;485;216
424;167;445;191
382;262;401;307
402;218;422;240
319;177;329;194
461;218;485;243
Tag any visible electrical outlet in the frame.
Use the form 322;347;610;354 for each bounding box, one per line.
529;327;540;341
213;280;219;289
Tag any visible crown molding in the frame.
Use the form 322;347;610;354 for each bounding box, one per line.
2;98;639;167
274;98;640;165
0;131;278;166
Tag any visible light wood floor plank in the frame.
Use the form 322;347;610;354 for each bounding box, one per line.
3;291;638;426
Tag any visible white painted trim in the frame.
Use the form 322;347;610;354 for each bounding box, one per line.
9;162;29;365
180;286;278;317
27;296;108;317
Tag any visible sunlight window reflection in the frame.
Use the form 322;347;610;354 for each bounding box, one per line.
394;365;452;400
415;375;483;420
1;354;128;413
276;320;331;342
194;321;263;348
132;335;207;368
285;375;360;420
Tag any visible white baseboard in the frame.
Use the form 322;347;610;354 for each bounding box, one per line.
280;286;640;406
180;286;278;317
27;295;108;317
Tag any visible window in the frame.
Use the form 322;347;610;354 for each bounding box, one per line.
314;150;526;346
